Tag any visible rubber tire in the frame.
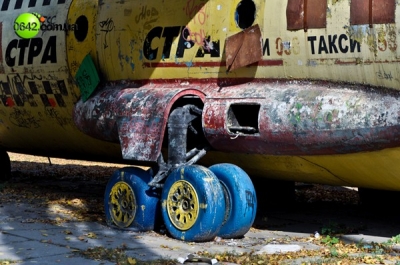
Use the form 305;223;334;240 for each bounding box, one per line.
161;165;225;242
209;163;257;239
104;167;160;231
0;151;11;182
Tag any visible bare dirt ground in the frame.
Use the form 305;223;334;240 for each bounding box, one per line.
4;152;400;264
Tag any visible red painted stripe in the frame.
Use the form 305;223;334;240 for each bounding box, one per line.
143;59;283;68
143;61;225;68
256;59;284;66
334;59;357;65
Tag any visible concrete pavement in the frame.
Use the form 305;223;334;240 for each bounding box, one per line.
0;201;399;265
0;201;314;264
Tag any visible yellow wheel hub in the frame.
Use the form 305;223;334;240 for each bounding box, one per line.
167;180;199;230
109;181;136;228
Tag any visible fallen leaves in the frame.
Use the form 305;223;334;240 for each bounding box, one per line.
0;162;109;225
296;184;359;205
0;261;18;265
86;232;98;239
4;154;400;265
127;257;137;264
78;246;175;265
361;255;385;264
198;236;400;265
63;230;73;235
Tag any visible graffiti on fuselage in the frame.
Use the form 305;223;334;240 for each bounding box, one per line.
0;73;68;108
142;25;363;62
143;26;220;60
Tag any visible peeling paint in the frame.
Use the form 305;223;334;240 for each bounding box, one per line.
73;85;205;161
203;80;400;156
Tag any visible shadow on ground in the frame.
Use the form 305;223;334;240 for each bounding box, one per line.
1;160;400;264
7;161;400;240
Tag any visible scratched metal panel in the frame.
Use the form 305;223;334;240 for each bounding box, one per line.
351;0;395;25
203;81;400;156
74;86;205;162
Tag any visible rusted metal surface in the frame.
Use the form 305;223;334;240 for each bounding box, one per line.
225;24;263;72
372;0;395;24
73;85;205;162
203;80;400;156
350;0;370;26
306;0;327;29
286;0;326;30
286;0;304;30
350;0;395;25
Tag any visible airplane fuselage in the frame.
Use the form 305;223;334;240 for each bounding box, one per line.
1;0;400;190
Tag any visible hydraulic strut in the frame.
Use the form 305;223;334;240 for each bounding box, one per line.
148;105;207;188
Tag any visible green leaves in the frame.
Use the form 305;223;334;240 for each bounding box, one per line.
321;235;340;246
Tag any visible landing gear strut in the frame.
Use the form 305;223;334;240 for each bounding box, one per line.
148;105;208;188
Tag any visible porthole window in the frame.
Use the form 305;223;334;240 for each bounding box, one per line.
235;0;256;30
74;15;88;42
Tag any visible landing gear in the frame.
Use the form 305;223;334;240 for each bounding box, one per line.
104;167;160;231
105;104;257;241
0;151;11;182
161;165;225;242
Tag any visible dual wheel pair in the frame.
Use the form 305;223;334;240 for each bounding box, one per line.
104;163;257;242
